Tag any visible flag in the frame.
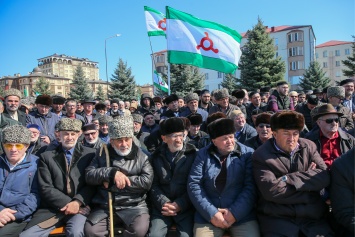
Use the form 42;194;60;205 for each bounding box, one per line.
166;6;242;74
144;6;166;37
153;70;168;93
23;87;28;97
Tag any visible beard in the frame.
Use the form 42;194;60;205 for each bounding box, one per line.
113;145;132;156
85;137;98;144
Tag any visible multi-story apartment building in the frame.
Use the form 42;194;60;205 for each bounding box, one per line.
315;40;353;84
151;25;316;92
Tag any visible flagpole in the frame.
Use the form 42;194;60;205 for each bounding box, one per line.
167;63;171;95
148;37;158;96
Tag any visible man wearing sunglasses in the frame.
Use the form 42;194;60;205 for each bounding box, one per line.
245;113;272;150
0;125;39;236
82;123;103;150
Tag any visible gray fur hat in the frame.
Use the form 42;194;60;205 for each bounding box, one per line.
2;125;31;145
132;113;143;124
98;115;113;125
108;115;134;139
184;93;199;103
58;118;82;132
327;86;345;99
4;88;22;99
213;88;229;100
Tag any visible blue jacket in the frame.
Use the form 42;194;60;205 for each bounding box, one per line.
26;111;60;142
0;153;40;222
235;123;257;144
188;142;257;225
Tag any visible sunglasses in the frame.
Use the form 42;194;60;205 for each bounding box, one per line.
319;118;339;124
3;143;25;150
84;132;97;136
258;124;271;128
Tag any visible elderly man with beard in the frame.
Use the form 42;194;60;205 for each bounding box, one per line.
267;81;294;112
180;93;208;123
209;88;240;117
26;124;47;156
188;118;259;237
245;113;273;150
252;111;333;236
3;88;27;126
82;123;103;150
84;115;153;237
20;118;96;237
149;117;198;237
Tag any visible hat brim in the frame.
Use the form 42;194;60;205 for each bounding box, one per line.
313;111;344;121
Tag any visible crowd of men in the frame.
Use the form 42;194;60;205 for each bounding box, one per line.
0;78;354;237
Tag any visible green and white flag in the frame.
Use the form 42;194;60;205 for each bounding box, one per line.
153;70;168;93
144;6;166;37
166;6;242;74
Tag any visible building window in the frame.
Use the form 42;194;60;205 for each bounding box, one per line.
274;38;278;46
323;51;328;57
290;62;296;70
217;72;222;78
335;61;341;67
336;71;341;77
205;73;209;80
323;62;328;68
288;34;293;43
345;48;350;55
289;47;303;56
335;50;340;56
156;55;165;63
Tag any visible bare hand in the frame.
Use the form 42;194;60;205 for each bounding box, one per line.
60;200;81;215
41;136;51;144
114;171;131;189
308;162;317;170
210;211;229;229
0;208;16;227
103;181;109;189
218;208;236;227
161;202;178;216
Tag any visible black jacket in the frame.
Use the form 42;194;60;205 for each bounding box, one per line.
3;109;27;126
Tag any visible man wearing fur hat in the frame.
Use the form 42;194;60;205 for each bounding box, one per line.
245;113;273;150
209;88;240;117
252;111;333;236
82;123;103;150
138;93;156;115
95;103;107;116
186;113;209;149
3;88;27;126
296;94;320;130
98;115;112;144
0;125;40;236
180;93;209;122
84;115;153;237
20;118;96;237
267;81;294;112
51;95;66;118
149;117;198;237
26;95;60;145
327;86;354;131
161;94;182;119
188;118;259;237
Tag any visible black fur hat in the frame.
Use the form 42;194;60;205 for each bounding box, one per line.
206;112;226;125
159;117;185;135
255;113;271;127
95;103;106;111
163;94;179;105
270;111;304;131
208;118;236;139
35;95;52;106
187;113;203;125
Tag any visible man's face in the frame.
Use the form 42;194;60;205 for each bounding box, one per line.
178;99;185;108
289;94;298;104
3;143;29;165
99;124;109;135
65;102;77;114
37;104;50;115
298;94;306;103
273;129;299;153
28;128;40;143
316;114;339;136
143;98;151;107
5;96;20;112
111;137;133;156
189;124;201;136
212;134;235;156
133;122;142;133
92;120;99;129
260;95;267;103
328;96;342;107
76;102;83;111
187;100;198;112
278;85;289;96
233;114;246;129
306;103;317;111
201;93;211;104
124;101;130;109
155;102;162;110
144;115;155;127
162;132;184;153
256;123;272;141
111;103;118;111
118;102;125;110
60;131;80;150
83;129;99;144
52;103;64;113
343;82;354;96
251;93;261;107
217;97;229;109
97;109;105;115
168;100;179;111
83;103;93;113
315;93;323;100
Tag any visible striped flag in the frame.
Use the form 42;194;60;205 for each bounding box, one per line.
153;70;168;93
144;6;166;37
166;6;242;74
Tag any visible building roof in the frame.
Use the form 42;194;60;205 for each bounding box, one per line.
316;40;352;48
37;53;98;64
241;25;313;38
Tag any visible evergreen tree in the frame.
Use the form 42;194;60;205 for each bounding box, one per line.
109;58;138;101
33;77;52;95
237;17;285;91
221;74;238;92
69;65;93;100
166;64;204;96
96;84;106;101
342;35;355;78
299;61;330;90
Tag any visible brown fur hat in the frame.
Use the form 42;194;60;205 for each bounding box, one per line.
255;113;272;127
206;112;226;126
208;118;236;139
35;95;52;106
270;110;304;131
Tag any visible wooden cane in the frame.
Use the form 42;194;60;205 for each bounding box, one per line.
100;144;115;237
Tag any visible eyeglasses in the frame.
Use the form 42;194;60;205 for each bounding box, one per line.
167;133;184;139
319;118;339;124
258;124;271;128
3;143;25;150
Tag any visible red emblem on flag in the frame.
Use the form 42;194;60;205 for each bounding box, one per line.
196;32;219;53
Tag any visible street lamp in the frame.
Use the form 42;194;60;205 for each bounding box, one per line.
105;34;121;98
